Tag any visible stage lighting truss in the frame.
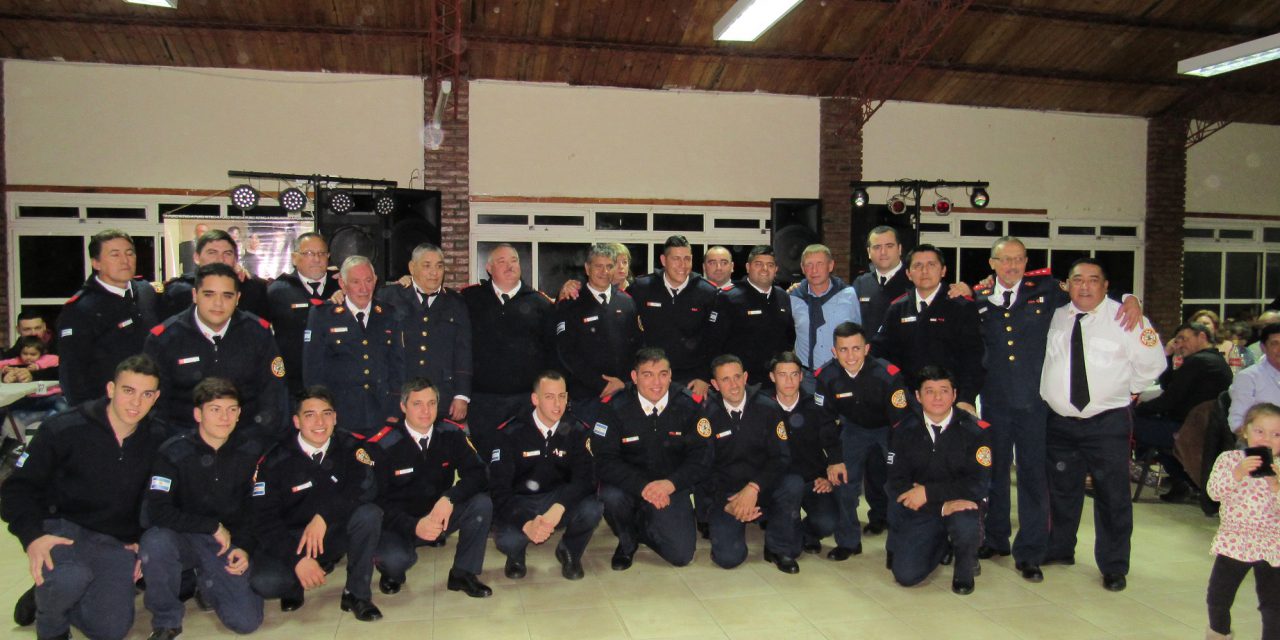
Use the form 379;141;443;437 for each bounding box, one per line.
230;184;259;211
279;187;308;213
374;190;397;216
327;190;355;215
850;180;990;217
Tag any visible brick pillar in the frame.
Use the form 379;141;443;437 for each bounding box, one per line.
819;98;863;281
1144;116;1187;335
424;80;471;289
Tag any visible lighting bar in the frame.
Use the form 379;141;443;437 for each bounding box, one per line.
1178;32;1280;77
713;0;803;42
125;0;178;8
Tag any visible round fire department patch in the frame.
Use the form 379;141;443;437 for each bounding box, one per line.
696;418;712;438
271;357;286;378
1139;327;1158;347
776;421;788;441
891;389;908;409
355;448;374;466
975;446;992;467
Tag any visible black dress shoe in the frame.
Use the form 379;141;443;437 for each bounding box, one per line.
952;577;975;595
556;545;585;580
14;585;35;627
1102;573;1127;592
378;574;403;595
423;538;447;548
446;570;493;598
763;548;800;574
940;547;954;566
862;521;887;535
697;522;710;540
611;545;635;571
1159;481;1192;503
147;628;183;640
1042;555;1075;566
885;550;894;570
504;557;527;580
802;541;822;554
280;592;305;612
1015;562;1044;583
340;592;383;621
977;545;1010;560
40;633;70;640
826;545;862;561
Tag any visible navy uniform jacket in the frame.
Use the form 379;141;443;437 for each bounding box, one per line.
462;280;555;396
1137;348;1232;422
853;267;911;335
778;393;831;484
159;272;270;321
141;431;266;552
144;309;290;440
57;276;160;405
590;387;709;496
701;390;789;500
250;432;377;561
380;284;473;407
887;410;992;513
365;420;486;542
265;271;340;396
488;412;595;526
1;398;169;548
555;285;640;400
303;301;404;435
872;291;986;405
814;356;910;461
628;271;719;382
972;268;1067;410
704;280;795;385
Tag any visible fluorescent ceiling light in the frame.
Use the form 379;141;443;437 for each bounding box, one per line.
125;0;177;8
714;0;803;42
1178;32;1280;77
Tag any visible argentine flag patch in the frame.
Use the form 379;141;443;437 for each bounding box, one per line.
709;311;718;323
814;393;825;407
303;330;312;343
490;449;501;463
593;422;608;437
150;476;173;492
15;452;28;468
556;321;566;335
252;482;266;497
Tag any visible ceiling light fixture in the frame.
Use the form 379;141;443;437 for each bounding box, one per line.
852;187;869;208
1178;32;1280;77
713;0;803;42
229;184;259;211
887;194;908;215
124;0;178;8
933;197;953;216
970;188;989;209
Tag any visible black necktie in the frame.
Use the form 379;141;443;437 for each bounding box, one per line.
311;450;323;464
500;293;511;305
212;335;223;351
930;424;943;441
919;299;929;314
123;287;135;305
669;287;678;301
730;410;742;423
418;436;430;451
308;282;321;297
650;406;659;419
599;293;608;304
1002;290;1013;309
879;275;887;287
356;311;366;328
545;428;554;442
1070;312;1091;411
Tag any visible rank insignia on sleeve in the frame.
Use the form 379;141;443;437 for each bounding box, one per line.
356;448;374;466
776;421;788;441
696;418;712;438
1139;327;1158;347
891;390;907;408
975;446;993;467
271;356;286;378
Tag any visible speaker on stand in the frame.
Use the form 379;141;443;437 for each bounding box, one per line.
770;198;822;289
316;188;442;282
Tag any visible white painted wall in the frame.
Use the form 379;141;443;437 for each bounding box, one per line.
4;60;425;190
1187;123;1280;216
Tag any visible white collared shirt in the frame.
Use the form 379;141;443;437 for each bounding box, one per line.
923;409;955;444
96;276;130;297
531;411;560;440
916;287;940;313
414;286;442;307
493;282;522;301
723;396;747;416
844;360;866;381
638;391;669;416
192;309;229;345
1040;297;1167;418
747;280;772;297
990;279;1021;308
875;261;903;284
297;434;332;460
776;395;799;412
586;283;611;305
405;422;435;449
664;273;689;297
345;299;372;325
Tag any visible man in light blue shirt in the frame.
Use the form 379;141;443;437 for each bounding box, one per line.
1228;323;1280;432
790;244;861;392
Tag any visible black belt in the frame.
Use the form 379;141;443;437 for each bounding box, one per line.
1052;406;1127;423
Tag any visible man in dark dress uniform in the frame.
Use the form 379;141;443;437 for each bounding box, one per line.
57;230;160;405
770;352;843;557
886;366;991;595
2;355;168;640
157;229;269;320
490;372;602;581
139;378;265;639
556;243;639;425
266;232;339;396
379;243;473;422
705;245;794;393
144;263;289;440
628;235;720;398
366;378;492;598
249;386;383;620
303;256;403;435
593;348;708;570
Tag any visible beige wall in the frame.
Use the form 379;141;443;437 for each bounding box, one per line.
4;60;425;190
1187;123;1280;216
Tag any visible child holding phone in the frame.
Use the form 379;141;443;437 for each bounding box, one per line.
1205;402;1280;639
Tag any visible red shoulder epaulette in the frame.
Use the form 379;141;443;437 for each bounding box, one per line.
720;283;735;292
962;295;974;301
150;324;166;336
890;293;909;304
977;420;991;429
257;317;271;330
496;417;514;431
891;418;904;429
366;426;394;443
814;366;824;377
441;418;464;428
601;393;614;404
65;293;82;305
1025;267;1052;277
310;298;323;306
886;364;900;376
133;274;146;280
691;393;705;404
350;431;368;440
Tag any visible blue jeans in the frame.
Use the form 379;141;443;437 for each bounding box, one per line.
140;527;263;633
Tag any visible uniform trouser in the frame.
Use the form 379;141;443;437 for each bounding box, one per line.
709;474;804;569
494;494;604;562
863;450;889;527
468;392;530;461
139;527;263;634
835;425;890;549
802;486;858;549
887;502;980;586
250;503;382;602
1206;554;1280;637
983;402;1051;564
1046;408;1132;575
376;494;492;579
34;518;138;640
598;484;696;567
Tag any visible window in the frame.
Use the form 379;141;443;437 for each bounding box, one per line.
1182;218;1280;322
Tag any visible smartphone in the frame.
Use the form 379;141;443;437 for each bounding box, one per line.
1244;446;1276;478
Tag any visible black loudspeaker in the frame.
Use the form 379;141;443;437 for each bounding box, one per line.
318;188;442;282
771;198;822;287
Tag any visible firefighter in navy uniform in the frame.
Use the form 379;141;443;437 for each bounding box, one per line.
158;229;269;320
490;372;603;581
592;348;708;570
266;232;339;397
303;256;403;436
556;243;639;425
628;235;720;396
705;245;794;393
379;243;473;423
703;355;804;573
365;378;493;598
145;263;289;440
57;229;161;405
886;366;992;595
813;323;910;558
249;386;384;621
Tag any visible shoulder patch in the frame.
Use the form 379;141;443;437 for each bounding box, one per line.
890;293;909;304
776;421;787;441
977;420;991;429
334;305;345;314
490;448;501;462
151;281;165;294
271;356;285;378
1139;327;1158;347
65;292;82;305
355;448;374;465
697;418;712;438
150;324;166;336
976;445;993;467
258;317;271;330
593;422;608;437
891;389;907;409
366;426;394;443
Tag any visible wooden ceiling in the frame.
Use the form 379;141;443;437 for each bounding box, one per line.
1;0;1278;125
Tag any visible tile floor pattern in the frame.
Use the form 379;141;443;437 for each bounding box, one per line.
0;486;1263;639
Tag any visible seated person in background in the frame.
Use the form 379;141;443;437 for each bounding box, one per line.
886;366;991;596
1135;322;1233;502
1247;311;1280;364
6;309;57;359
1229;324;1280;434
1188;309;1252;374
0;336;69;424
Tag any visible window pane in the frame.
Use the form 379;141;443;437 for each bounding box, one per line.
475;241;532;283
161;203;220;217
537;242;591;296
959;220;1002;237
1184;228;1214;239
1050;249;1090;282
1225;303;1260;322
134;236;157;283
1058;226;1095;236
1008;221;1050;238
19;236;86;298
595;212;646;231
533;215;585;227
958;247;990;285
1225;252;1261;299
1099;226;1137;237
1219;229;1253;240
653;214;703;232
1183;252;1221;299
1264;228;1280;243
86;207;146;220
1267;254;1280;302
919;222;950;234
18;206;78;218
1095;251;1135;296
477;214;527;225
1026;248;1048;271
712;218;759;229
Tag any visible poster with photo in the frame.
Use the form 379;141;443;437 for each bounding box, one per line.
163;217;314;281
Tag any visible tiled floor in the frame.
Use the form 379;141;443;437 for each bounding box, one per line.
0;485;1261;639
